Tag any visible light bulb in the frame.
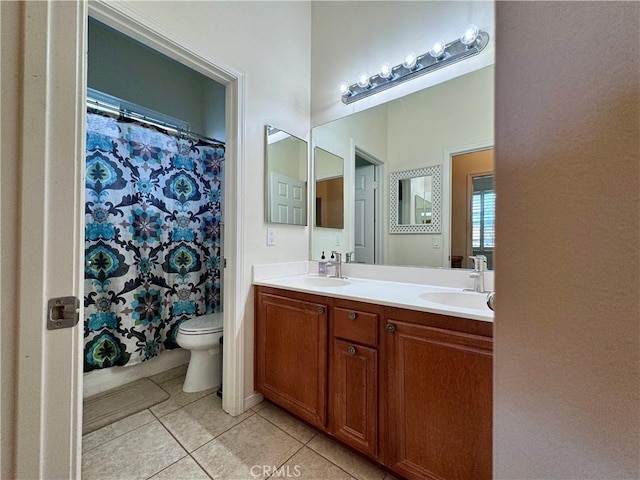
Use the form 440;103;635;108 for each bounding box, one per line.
357;74;370;89
402;52;417;70
379;62;393;79
461;24;479;46
339;82;351;96
429;39;447;59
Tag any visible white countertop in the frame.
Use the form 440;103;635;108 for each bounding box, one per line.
253;273;493;323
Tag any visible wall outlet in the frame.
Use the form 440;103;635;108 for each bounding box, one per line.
432;237;440;249
267;228;276;246
335;233;341;246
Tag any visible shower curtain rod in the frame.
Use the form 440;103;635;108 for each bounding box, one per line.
86;97;225;146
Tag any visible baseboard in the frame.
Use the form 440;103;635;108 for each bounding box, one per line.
244;392;264;411
83;348;191;398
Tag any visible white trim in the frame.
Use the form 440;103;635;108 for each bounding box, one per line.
16;2;87;478
83;349;190;398
244;392;265;411
88;1;246;416
443;140;494;268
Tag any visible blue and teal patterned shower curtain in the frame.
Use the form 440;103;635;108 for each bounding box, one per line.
83;110;224;371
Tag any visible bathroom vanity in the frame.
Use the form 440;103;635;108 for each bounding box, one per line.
254;274;493;480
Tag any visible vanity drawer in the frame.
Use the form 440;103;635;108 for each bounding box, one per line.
333;307;378;346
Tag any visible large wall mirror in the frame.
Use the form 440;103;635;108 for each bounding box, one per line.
314;147;344;229
311;65;494;269
265;124;308;226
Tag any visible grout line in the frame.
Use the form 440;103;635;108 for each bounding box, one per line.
149;388;218;419
255;407;315;446
144;453;189;480
266;442;306;480
81;410;157;454
189;410;258;455
305;435;380;480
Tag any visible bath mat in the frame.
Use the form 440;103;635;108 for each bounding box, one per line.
83;378;169;435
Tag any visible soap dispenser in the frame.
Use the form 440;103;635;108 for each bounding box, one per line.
318;252;328;277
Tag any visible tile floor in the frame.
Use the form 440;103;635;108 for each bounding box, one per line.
82;366;398;480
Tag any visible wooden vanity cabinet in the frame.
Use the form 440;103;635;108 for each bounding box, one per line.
385;307;493;480
329;302;384;460
254;288;328;430
254;286;493;480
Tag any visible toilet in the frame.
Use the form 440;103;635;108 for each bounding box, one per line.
176;312;223;393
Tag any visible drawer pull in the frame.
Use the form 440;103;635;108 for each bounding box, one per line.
386;323;396;333
348;311;357;320
348;346;356;356
317;306;325;314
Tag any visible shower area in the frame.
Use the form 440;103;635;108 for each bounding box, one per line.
83;18;226;397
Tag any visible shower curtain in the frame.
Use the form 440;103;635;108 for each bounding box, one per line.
83;110;225;371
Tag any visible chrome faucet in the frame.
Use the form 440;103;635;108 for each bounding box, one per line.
466;255;487;293
329;251;346;279
345;251;355;263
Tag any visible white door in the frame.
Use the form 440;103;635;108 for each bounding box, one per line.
354;164;375;264
270;172;307;225
14;1;86;478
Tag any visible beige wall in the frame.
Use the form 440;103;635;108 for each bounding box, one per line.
1;2;21;477
495;2;639;478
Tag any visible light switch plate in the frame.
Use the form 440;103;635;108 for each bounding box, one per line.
432;237;440;248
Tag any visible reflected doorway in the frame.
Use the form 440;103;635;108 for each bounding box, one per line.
451;148;495;269
354;148;383;264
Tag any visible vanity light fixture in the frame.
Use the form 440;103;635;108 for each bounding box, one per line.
340;24;489;105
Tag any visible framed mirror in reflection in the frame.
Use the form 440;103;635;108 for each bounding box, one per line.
390;165;442;233
310;65;494;269
314;147;344;229
265;124;308;226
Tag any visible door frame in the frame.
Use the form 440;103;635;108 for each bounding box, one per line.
15;2;87;478
443;141;493;268
352;144;385;264
15;1;247;477
89;0;246;417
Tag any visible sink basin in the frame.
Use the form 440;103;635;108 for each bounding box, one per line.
302;276;351;287
419;291;490;311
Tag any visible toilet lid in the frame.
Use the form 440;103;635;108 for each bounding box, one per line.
179;313;223;334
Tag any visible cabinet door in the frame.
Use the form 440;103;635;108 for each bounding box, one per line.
255;292;328;429
330;339;378;458
386;320;492;480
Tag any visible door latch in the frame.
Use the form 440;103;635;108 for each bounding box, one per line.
47;296;80;330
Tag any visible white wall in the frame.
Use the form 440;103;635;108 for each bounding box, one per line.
311;1;495;126
495;2;639;478
117;1;311;406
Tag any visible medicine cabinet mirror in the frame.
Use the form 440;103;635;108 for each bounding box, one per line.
265;124;308;226
314;147;344;229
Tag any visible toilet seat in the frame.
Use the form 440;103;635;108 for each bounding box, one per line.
178;313;223;335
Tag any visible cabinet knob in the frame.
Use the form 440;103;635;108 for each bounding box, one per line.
348;311;357;320
348;346;356;356
386;323;396;333
317;306;325;314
